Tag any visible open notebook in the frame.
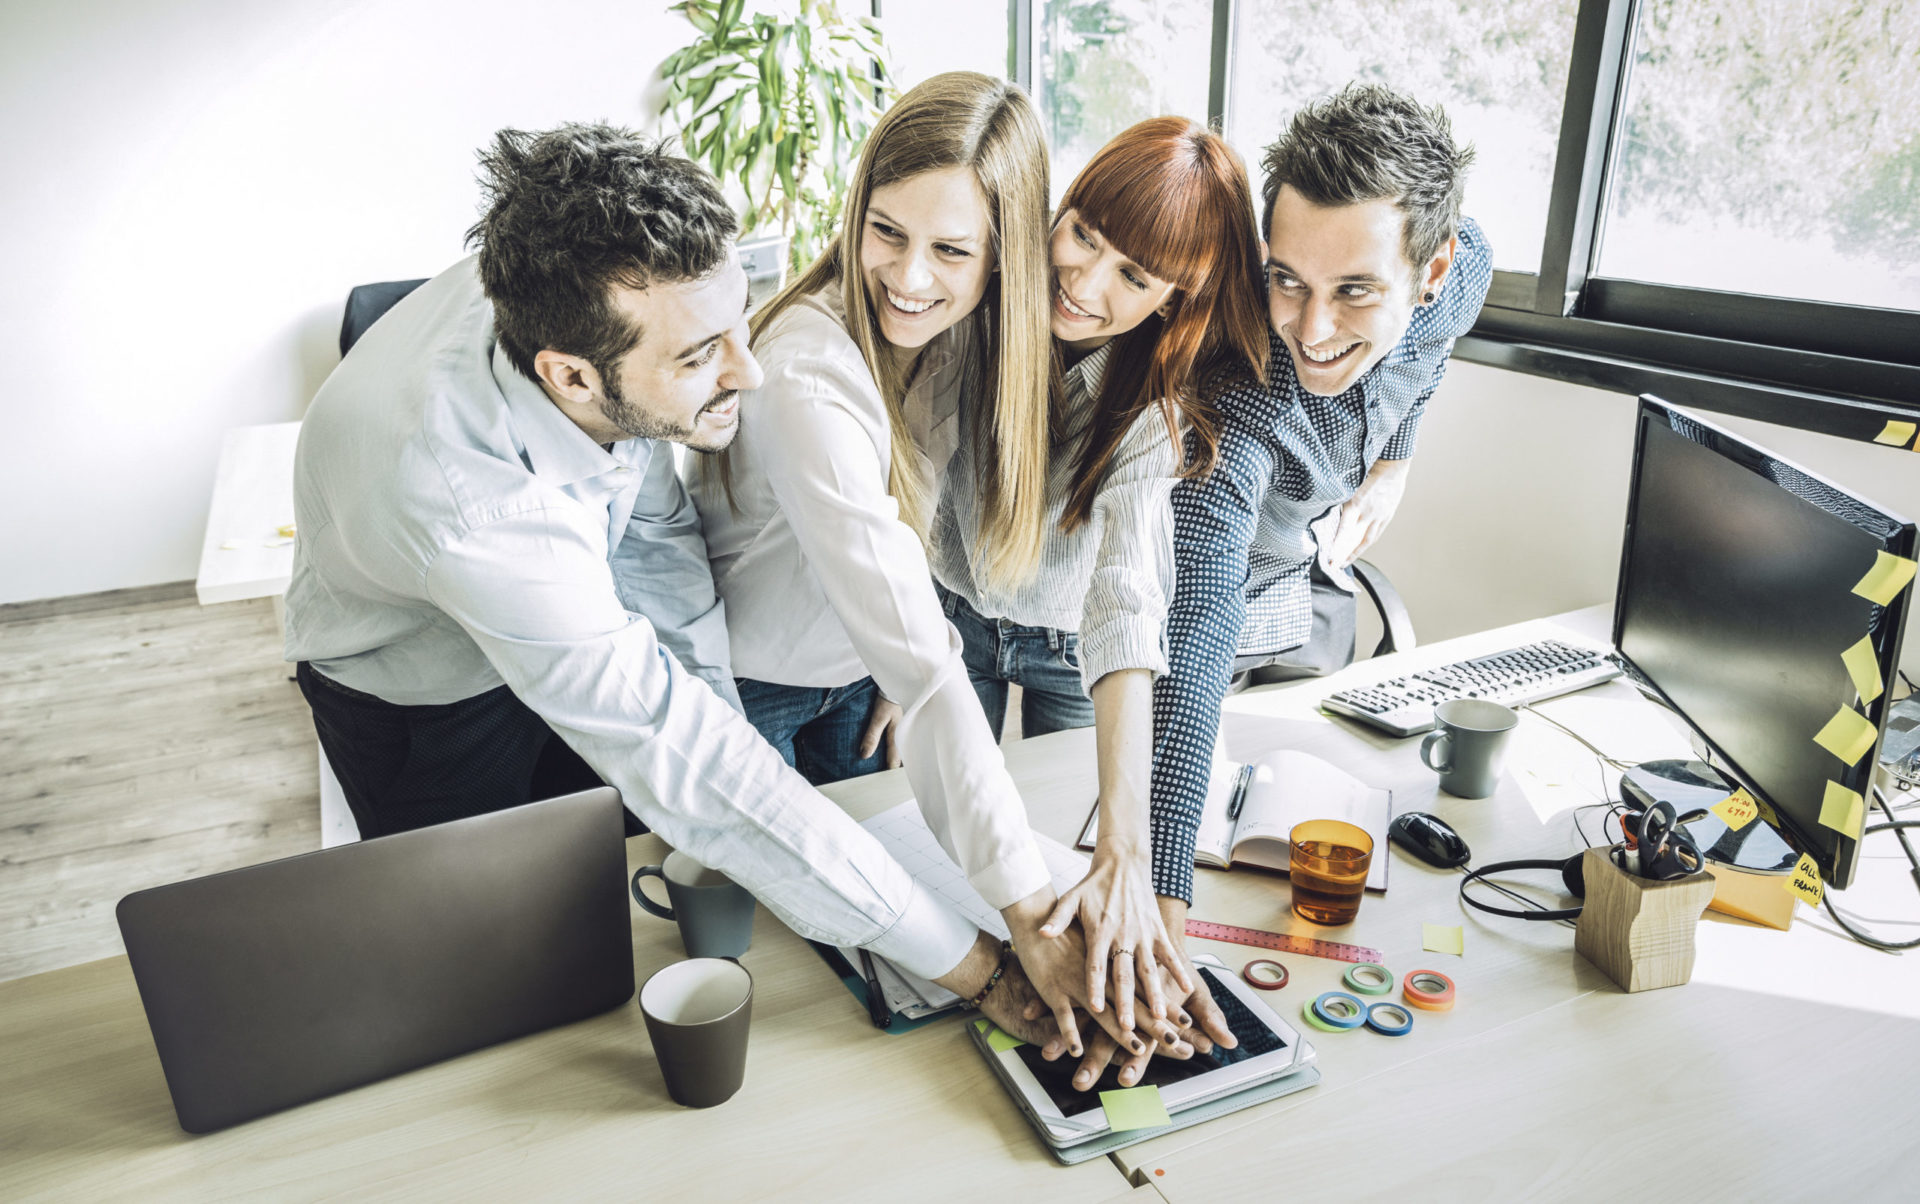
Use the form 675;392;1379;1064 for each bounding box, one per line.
837;801;1093;1020
1079;750;1391;892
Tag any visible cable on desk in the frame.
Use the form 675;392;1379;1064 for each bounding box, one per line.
1821;789;1920;952
1518;703;1641;772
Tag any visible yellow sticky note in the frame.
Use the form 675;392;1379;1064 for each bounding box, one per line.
1819;781;1865;840
276;523;297;539
1784;852;1824;908
1422;923;1465;955
1841;636;1884;704
1100;1086;1172;1131
1813;706;1878;766
1753;796;1781;827
1710;788;1759;832
1873;420;1916;446
985;1025;1023;1053
1852;551;1919;606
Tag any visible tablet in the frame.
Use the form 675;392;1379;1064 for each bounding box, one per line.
975;956;1316;1149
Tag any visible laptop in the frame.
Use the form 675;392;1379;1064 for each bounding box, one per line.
116;787;634;1133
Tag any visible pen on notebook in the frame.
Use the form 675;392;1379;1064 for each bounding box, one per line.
858;949;893;1030
1226;763;1255;821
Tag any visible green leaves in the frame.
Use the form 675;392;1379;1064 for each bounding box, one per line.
660;0;900;269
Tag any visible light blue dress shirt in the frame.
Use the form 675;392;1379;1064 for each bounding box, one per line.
283;258;977;979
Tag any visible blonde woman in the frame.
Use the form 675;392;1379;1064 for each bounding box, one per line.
695;72;1174;1060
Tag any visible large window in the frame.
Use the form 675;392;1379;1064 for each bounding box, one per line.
1596;0;1920;312
1034;0;1213;191
974;0;1918;434
1227;0;1579;275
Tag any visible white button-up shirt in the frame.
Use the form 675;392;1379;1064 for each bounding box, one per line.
693;288;1050;911
284;258;976;979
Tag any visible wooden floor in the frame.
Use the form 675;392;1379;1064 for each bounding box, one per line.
0;585;319;982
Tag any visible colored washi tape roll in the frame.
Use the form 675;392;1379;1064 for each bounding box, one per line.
1301;1000;1347;1033
1311;991;1368;1030
1242;959;1289;990
1402;969;1456;1011
1365;1002;1415;1036
1343;963;1394;995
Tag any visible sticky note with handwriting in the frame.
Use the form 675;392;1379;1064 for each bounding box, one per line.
1852;551;1918;607
1840;636;1883;704
1872;420;1917;446
1784;853;1824;908
1813;706;1877;766
1710;788;1759;832
1422;923;1465;956
1819;782;1864;840
1100;1086;1172;1131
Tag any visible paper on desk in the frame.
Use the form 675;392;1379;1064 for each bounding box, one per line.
1508;694;1695;825
1422;923;1464;956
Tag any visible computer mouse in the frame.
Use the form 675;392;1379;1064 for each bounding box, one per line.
1389;812;1471;869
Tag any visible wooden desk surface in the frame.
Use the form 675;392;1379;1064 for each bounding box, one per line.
4;608;1916;1199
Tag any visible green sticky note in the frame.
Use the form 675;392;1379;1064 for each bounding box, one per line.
1841;636;1883;704
1422;923;1465;956
1100;1086;1172;1131
985;1025;1023;1052
972;1019;989;1034
1813;706;1877;766
1819;781;1865;840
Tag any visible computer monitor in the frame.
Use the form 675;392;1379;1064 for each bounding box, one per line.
1612;397;1914;890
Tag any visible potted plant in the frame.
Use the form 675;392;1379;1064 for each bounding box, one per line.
660;0;899;279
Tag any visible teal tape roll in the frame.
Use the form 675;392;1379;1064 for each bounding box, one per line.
1311;991;1367;1030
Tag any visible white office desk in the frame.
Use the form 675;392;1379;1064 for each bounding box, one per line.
2;609;1915;1200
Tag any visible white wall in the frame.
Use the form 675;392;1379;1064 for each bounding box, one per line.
1366;361;1920;678
0;0;684;604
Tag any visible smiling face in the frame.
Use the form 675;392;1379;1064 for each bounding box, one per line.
1265;184;1449;397
1048;208;1178;353
538;257;761;452
859;166;997;355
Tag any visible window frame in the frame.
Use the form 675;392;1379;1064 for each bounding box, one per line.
1003;0;1920;440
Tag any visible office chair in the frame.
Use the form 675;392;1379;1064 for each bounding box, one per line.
339;279;428;356
1230;559;1415;690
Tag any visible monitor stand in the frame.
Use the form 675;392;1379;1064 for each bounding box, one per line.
1622;759;1796;873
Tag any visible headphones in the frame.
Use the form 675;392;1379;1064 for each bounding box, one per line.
1459;803;1706;922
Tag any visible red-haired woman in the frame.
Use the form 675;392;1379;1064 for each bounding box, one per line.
930;117;1268;1084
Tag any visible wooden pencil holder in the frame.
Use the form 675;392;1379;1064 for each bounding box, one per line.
1574;847;1717;993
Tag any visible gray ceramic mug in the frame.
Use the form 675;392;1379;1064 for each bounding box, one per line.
639;957;753;1108
631;850;755;959
1420;699;1520;799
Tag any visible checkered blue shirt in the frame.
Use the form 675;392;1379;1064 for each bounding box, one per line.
1147;218;1492;902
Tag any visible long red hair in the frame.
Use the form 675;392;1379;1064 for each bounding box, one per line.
1059;118;1268;530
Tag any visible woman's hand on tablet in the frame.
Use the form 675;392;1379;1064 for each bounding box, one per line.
1038;843;1190;1034
1155;896;1237;1052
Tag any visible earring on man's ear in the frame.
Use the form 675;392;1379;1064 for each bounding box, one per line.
1423;291;1436;305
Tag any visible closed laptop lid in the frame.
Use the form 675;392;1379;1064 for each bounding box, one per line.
116;787;634;1133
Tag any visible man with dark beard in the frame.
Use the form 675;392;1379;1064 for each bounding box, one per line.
283;126;1062;1023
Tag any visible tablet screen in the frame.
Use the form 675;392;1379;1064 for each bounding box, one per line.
1011;967;1288;1115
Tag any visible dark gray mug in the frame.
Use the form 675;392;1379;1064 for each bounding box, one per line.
632;850;755;960
1419;699;1519;799
639;958;752;1108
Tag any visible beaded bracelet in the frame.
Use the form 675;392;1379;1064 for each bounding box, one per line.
967;940;1014;1009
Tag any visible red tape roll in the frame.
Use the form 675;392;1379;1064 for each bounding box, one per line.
1402;969;1456;1011
1241;959;1289;990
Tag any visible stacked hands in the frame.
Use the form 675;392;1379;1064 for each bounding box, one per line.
950;851;1238;1092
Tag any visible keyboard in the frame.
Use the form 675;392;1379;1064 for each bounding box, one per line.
1321;639;1623;737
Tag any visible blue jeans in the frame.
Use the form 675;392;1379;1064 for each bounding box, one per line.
735;675;886;787
939;585;1096;740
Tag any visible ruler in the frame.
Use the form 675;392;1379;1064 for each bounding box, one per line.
1185;918;1382;965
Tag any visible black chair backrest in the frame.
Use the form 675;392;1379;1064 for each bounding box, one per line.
339;279;429;356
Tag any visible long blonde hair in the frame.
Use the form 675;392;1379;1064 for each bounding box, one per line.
725;71;1053;588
